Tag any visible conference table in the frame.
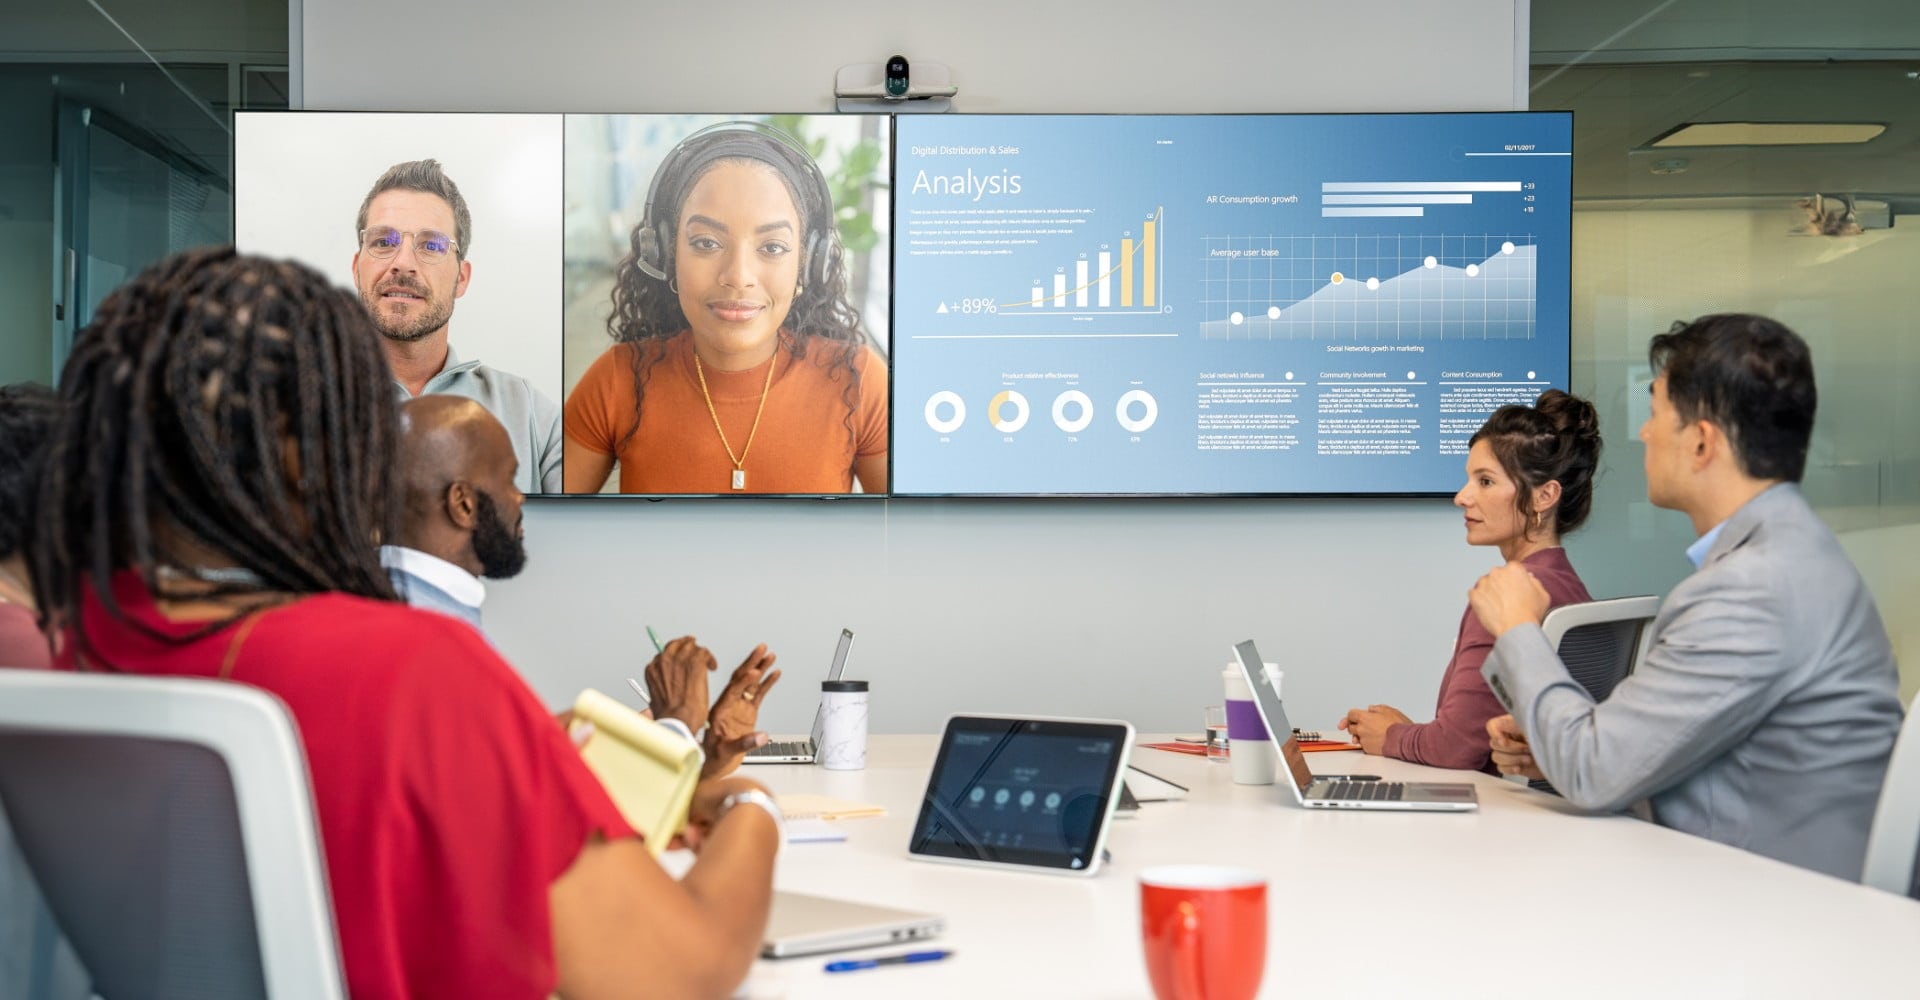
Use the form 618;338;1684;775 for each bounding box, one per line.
722;735;1920;998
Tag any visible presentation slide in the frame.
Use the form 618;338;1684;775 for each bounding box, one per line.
891;113;1573;496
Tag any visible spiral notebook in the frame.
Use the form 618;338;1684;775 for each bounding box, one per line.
1292;728;1361;751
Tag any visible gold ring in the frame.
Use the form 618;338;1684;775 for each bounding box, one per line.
742;689;756;702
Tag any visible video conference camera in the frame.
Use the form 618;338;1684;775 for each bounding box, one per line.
835;57;957;113
886;55;911;99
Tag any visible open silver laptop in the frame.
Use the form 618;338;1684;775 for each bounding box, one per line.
761;891;945;958
1233;640;1477;812
744;628;853;764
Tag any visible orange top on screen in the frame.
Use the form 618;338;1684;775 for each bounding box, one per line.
564;332;888;495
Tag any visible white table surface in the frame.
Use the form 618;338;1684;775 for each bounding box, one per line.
724;735;1920;999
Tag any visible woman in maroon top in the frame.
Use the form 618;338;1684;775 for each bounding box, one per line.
1340;390;1603;772
30;248;780;999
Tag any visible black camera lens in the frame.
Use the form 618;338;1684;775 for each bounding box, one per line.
885;55;909;97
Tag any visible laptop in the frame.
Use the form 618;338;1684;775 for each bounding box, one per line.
1232;640;1477;812
760;891;945;958
743;628;854;764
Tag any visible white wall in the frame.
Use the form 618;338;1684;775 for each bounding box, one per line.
303;0;1528;734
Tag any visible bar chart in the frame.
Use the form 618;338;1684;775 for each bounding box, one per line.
921;206;1168;318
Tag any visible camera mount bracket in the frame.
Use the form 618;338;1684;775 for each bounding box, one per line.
835;60;956;113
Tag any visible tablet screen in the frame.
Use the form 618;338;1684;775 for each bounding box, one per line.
909;716;1131;872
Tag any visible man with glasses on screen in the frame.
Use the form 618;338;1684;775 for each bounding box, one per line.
353;159;562;493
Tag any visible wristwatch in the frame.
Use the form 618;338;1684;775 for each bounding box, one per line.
719;788;787;848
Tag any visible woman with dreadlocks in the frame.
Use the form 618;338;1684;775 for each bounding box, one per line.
30;247;780;998
562;123;888;494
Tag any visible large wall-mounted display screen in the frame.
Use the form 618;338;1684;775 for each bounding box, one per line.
890;112;1573;496
237;111;1568;500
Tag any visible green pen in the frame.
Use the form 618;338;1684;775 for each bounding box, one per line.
630;626;666;705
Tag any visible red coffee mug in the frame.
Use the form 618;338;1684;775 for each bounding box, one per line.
1139;865;1267;1000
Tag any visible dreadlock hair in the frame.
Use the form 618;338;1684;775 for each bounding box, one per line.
30;246;401;662
605;136;870;456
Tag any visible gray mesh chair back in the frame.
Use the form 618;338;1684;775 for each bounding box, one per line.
1524;596;1660;793
0;671;345;999
1541;596;1660;703
1862;691;1920;899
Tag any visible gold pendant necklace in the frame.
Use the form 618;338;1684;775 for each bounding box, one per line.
693;350;776;490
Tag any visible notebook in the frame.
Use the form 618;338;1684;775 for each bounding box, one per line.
744;628;854;764
1233;641;1477;812
569;688;702;854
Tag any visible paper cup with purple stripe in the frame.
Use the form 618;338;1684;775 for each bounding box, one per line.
1223;666;1278;785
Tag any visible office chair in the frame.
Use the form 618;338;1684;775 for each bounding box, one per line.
1519;595;1661;791
1862;691;1920;899
0;671;346;999
1541;596;1660;702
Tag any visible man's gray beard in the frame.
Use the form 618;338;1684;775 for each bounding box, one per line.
363;291;453;343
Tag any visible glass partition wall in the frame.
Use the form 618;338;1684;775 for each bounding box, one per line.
1532;5;1920;700
0;0;287;386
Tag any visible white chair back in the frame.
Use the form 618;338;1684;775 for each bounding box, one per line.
0;671;346;998
1862;691;1920;898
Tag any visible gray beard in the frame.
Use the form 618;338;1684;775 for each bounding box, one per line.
363;291;454;343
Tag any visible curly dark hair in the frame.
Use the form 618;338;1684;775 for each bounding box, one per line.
606;129;869;453
1469;388;1604;540
31;246;401;659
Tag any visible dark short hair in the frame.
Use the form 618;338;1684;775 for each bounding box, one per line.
0;383;59;558
1469;389;1603;538
356;159;472;261
1649;314;1816;482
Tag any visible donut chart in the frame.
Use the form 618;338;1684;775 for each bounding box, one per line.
988;390;1031;432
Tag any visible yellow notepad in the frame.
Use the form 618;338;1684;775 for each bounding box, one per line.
776;793;887;821
569;689;701;856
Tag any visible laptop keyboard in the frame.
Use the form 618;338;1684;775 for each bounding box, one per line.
753;740;812;758
1321;781;1405;802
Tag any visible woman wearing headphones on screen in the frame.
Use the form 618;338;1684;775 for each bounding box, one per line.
563;123;889;495
37;248;780;998
1337;390;1603;772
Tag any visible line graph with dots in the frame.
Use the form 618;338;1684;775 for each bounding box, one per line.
1199;233;1537;341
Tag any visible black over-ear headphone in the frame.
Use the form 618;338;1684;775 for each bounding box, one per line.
632;120;841;292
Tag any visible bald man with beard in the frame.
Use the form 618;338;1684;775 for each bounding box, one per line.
380;395;781;776
381;394;526;630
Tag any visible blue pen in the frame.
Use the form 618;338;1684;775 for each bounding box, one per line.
646;625;664;654
824;950;952;973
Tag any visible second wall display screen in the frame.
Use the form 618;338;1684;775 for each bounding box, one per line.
890;113;1573;496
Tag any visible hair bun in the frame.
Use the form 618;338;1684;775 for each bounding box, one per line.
1535;388;1600;444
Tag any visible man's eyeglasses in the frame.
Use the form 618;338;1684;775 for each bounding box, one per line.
358;227;459;263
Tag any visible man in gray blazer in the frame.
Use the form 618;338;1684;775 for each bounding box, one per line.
1469;314;1901;880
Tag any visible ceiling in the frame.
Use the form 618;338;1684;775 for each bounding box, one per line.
1531;59;1920;209
1529;0;1920;213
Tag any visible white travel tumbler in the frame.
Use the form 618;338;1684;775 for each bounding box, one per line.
1222;665;1277;785
817;680;869;770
